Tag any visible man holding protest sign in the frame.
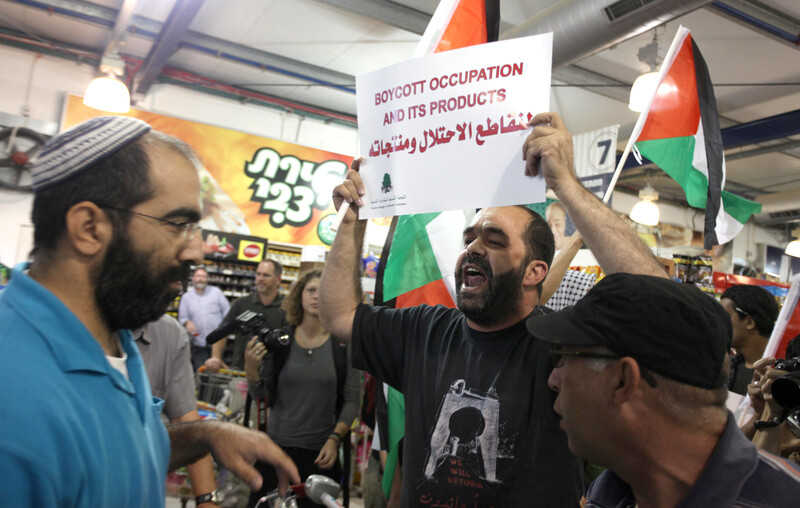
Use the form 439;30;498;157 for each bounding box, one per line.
320;112;665;506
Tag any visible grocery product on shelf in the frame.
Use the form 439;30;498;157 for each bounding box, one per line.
267;245;302;292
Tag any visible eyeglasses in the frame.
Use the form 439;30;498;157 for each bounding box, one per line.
99;205;202;240
549;350;658;387
735;307;750;318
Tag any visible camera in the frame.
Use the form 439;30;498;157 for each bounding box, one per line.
773;357;800;372
770;357;800;438
230;310;291;349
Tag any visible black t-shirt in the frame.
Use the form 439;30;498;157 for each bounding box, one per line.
352;303;583;507
727;353;754;396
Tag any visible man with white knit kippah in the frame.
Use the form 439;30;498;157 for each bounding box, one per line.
0;116;299;508
31;115;152;190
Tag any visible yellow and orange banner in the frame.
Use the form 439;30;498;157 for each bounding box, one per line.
63;94;352;246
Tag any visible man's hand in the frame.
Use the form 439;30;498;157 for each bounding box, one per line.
522;112;666;279
185;320;198;335
331;158;365;225
522;112;577;194
204;357;228;373
314;438;339;469
754;357;790;418
207;422;300;495
244;336;268;382
749;357;774;417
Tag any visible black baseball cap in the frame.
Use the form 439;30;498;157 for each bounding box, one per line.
527;273;731;389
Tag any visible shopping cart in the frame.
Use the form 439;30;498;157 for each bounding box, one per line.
194;367;254;507
196;367;250;424
163;368;251;507
165;468;193;507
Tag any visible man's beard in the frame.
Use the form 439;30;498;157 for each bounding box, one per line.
456;255;527;327
94;232;191;331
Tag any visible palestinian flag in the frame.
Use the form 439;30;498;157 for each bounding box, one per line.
377;211;474;307
374;0;499;499
630;26;761;249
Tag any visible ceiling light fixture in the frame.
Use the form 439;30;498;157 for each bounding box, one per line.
84;54;130;113
786;228;800;258
630;183;660;226
629;29;661;113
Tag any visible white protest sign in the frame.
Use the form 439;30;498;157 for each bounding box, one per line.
355;33;553;219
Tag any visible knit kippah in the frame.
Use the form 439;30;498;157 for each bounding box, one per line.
32;116;152;191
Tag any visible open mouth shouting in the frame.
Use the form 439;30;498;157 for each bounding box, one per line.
457;256;491;294
462;265;487;292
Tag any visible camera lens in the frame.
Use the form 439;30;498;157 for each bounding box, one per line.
269;328;291;347
771;371;800;410
260;328;291;349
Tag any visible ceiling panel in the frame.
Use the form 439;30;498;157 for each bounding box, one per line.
576;7;800;124
134;0;182;23
0;2;110;51
769;0;800;19
191;0;415;74
169;47;357;114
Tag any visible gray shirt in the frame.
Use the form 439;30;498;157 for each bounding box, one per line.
252;338;361;450
133;314;196;421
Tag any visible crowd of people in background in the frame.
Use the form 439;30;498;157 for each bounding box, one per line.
2;112;800;508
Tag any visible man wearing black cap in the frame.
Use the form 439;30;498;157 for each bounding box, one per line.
531;273;800;506
320;112;667;506
0;116;299;507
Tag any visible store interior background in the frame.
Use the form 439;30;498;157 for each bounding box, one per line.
1;0;799;280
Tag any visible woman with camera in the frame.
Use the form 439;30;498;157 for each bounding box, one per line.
244;269;361;507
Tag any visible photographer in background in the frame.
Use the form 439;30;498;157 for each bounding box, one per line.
746;335;800;462
207;259;286;372
244;270;361;507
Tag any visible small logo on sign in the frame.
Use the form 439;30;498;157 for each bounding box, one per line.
318;214;337;245
244;244;261;258
238;241;265;262
381;173;393;193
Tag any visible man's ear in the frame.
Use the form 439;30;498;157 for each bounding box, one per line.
523;259;548;289
611;357;645;406
64;201;113;257
744;315;757;333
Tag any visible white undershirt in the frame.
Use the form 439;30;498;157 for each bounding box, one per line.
105;335;129;380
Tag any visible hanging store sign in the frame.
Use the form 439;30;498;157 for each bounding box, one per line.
572;125;619;200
